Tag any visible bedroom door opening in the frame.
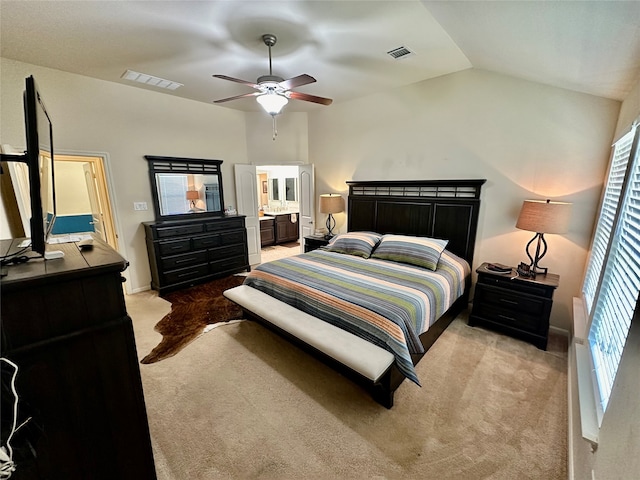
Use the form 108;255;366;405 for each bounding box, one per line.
54;154;119;250
235;164;314;266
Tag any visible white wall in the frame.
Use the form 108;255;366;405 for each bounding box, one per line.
1;58;251;293
56;162;91;214
308;68;621;331
245;111;308;164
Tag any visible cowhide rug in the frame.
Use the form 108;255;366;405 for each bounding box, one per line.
140;275;246;364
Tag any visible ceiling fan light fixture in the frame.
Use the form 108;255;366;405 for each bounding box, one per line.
256;92;288;115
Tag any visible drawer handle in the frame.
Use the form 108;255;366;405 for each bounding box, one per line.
169;245;184;250
500;299;518;305
177;271;200;279
498;314;516;322
175;257;196;264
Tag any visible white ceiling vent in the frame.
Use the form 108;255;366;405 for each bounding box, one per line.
121;70;183;90
387;46;415;60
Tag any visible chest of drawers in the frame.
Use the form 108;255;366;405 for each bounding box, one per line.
144;215;250;293
468;263;559;350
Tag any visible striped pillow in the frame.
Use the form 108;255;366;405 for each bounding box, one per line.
371;235;449;271
325;232;382;258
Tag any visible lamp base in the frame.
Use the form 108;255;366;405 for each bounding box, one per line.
524;232;549;276
325;213;336;239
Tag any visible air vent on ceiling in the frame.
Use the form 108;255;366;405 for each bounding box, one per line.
386;46;414;60
121;70;183;90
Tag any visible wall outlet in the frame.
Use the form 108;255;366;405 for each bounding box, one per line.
133;202;148;211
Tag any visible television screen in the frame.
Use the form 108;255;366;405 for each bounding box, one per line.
23;75;56;257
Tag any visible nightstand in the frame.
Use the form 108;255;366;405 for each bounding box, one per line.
468;262;559;350
304;235;330;252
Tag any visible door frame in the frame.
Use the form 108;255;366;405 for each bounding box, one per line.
55;153;119;250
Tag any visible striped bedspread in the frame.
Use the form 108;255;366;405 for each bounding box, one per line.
242;249;470;385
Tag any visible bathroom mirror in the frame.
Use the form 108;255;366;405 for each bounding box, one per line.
145;155;225;221
270;178;280;201
285;177;297;202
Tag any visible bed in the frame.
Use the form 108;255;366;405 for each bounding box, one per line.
224;179;485;408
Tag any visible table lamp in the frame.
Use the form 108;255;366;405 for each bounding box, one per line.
319;194;344;239
515;199;572;275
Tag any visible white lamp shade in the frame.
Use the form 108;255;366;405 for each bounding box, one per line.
516;199;572;234
319;194;344;214
256;93;288;115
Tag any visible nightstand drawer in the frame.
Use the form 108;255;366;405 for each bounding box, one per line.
479;275;552;298
477;285;547;317
472;303;543;334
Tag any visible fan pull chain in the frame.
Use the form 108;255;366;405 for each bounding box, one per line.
272;115;278;140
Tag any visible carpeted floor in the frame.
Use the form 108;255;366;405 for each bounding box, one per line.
127;282;568;480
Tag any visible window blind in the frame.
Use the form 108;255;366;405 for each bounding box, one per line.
582;130;635;313
585;124;639;415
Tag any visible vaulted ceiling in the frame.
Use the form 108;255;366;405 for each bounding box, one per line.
1;1;639;112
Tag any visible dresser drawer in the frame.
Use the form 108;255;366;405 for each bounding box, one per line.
477;284;547;317
210;255;248;272
205;217;244;232
159;239;191;256
192;234;221;250
155;224;203;238
161;251;208;271
209;244;246;260
220;230;245;246
163;264;209;285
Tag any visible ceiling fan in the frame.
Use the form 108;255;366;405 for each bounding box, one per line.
212;33;333;117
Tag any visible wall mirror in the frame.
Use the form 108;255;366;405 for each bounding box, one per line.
270;178;280;201
285;177;297;202
145;155;225;221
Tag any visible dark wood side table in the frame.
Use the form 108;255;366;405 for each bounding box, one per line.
304;235;330;252
468;262;560;350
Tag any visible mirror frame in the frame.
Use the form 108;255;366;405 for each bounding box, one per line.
144;155;225;221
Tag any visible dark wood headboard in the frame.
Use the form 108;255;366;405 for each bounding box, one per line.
347;180;486;266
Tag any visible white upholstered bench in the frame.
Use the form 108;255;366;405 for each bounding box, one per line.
223;285;395;383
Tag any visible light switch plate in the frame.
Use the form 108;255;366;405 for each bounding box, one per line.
134;202;148;211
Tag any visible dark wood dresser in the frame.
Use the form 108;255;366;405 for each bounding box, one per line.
0;238;156;479
469;262;559;350
143;215;250;294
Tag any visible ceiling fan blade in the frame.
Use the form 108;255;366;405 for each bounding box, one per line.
213;74;260;89
213;92;260;103
278;74;316;90
288;91;333;106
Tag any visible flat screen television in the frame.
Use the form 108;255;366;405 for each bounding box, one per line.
1;75;57;258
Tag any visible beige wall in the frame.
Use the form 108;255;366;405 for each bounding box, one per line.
1;60;622;326
55;162;91;215
308;68;621;332
1;58;249;292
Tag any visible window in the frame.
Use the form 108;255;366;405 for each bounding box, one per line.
157;173;189;215
582;124;639;419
